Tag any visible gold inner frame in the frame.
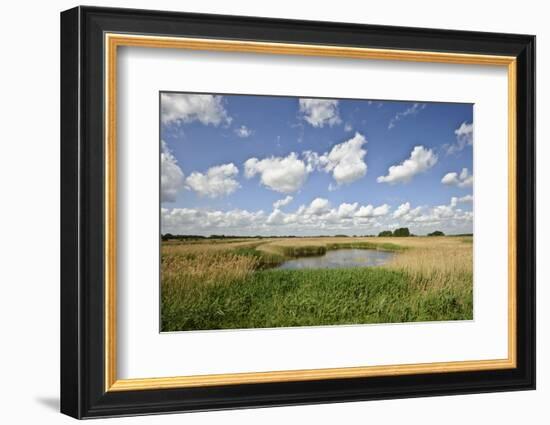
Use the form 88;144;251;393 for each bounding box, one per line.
104;33;518;392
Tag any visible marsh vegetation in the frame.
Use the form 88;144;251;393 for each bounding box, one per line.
160;236;473;332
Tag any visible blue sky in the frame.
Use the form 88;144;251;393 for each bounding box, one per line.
160;92;473;236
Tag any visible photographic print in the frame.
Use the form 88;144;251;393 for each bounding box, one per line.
160;92;474;332
61;9;535;416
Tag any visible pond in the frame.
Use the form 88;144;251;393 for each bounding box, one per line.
275;248;395;270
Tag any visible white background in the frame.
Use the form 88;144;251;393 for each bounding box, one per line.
0;0;545;424
118;47;508;378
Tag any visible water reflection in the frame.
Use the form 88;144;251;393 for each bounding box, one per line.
276;249;395;270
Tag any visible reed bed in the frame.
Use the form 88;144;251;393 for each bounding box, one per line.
162;251;259;287
257;238;405;258
160;236;473;331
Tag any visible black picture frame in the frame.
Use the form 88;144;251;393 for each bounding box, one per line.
61;5;535;419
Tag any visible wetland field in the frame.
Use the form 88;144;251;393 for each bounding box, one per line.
161;236;473;332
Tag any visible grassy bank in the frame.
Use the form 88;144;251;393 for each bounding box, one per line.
161;267;472;331
268;240;405;258
160;236;473;332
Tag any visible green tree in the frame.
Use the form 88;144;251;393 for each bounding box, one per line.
378;230;393;237
393;227;410;237
428;230;445;236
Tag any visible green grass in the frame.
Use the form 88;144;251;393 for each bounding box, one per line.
275;245;327;257
232;247;286;268
161;267;472;332
161;237;473;332
268;241;405;260
325;241;406;252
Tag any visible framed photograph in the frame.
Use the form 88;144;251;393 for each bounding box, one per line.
60;6;535;419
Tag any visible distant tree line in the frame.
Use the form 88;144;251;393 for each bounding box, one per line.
162;229;459;241
378;227;411;237
162;233;377;241
161;234;295;241
377;228;448;237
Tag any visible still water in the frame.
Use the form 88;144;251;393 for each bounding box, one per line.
276;249;395;270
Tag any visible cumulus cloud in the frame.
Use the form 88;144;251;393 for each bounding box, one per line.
161;93;231;126
244;153;309;194
273;195;293;209
410;198;473;227
388;103;426;129
161;141;184;203
455;122;474;143
441;168;474;188
185;163;240;198
355;204;391;218
459;194;473;203
446;122;473;154
306;198;331;215
392;203;423;221
299;98;341;128
387;198;472;233
266;208;285;225
373;204;391;216
377;146;438;184
234;125;253;138
266;199;390;231
393;202;411;219
162;208;265;234
304;132;368;185
337;202;359;218
450;194;473;207
162;195;471;236
322;133;368;185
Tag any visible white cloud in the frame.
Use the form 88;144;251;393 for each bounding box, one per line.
355;204;391;218
391;202;423;221
162;195;471;236
160;141;184;203
273;195;293;209
273;199;389;229
344;123;353;132
455;122;474;142
323;133;368;185
450;194;473;207
299;98;341;128
446;122;473;154
266;209;285;225
234;125;253;138
441;168;473;188
383;197;473;234
337;202;358;218
377;146;438;184
303;150;321;173
304;132;368;185
388;103;426;129
185;163;240;198
306;198;331;215
393;202;411;219
162;208;265;234
373;204;391;216
408;198;473;227
161;93;231;126
244;152;309;194
441;172;457;185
